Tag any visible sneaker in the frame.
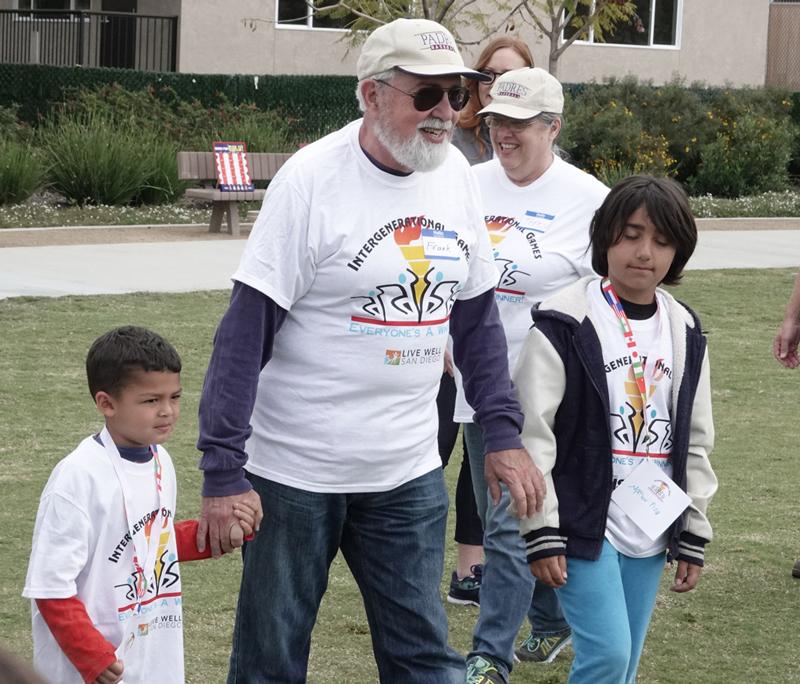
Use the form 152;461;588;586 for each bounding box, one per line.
446;564;482;606
793;559;800;578
514;629;572;664
465;655;506;684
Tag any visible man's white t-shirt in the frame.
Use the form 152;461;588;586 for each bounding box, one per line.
234;120;499;493
453;155;608;422
24;435;184;683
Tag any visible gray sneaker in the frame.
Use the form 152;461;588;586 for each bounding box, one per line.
515;629;572;664
465;655;506;684
793;559;800;578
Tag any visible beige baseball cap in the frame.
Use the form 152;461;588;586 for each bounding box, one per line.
477;67;564;119
356;18;490;81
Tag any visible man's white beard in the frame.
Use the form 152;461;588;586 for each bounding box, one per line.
373;110;453;172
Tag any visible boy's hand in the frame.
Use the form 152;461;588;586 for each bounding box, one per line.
670;560;702;593
232;501;258;538
94;660;124;684
530;556;567;588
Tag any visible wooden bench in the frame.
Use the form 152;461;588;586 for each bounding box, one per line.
177;151;294;236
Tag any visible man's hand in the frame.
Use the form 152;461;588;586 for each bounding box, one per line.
94;660;124;684
484;448;545;519
670;560;702;593
529;555;567;588
197;489;263;558
773;319;800;368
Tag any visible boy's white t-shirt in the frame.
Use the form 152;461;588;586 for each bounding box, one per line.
233;120;499;493
23;434;184;683
587;281;675;557
453;155;608;422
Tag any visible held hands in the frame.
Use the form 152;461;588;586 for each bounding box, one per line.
484;448;545;519
94;660;124;684
772;319;800;368
530;555;568;589
670;560;702;593
197;489;263;558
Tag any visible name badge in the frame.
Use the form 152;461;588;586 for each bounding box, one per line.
422;229;459;261
523;210;555;233
610;459;691;540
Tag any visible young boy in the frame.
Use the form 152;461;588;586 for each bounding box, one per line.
514;176;718;682
23;326;255;684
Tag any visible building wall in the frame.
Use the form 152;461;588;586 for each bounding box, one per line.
6;0;761;85
176;0;359;75
477;0;771;87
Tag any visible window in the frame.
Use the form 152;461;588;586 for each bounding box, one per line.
565;0;680;47
276;0;355;29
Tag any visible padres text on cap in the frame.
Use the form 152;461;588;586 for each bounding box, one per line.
356;18;490;81
477;67;564;120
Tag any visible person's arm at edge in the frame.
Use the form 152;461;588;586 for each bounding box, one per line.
773;272;800;368
35;597;120;683
195;281;286;555
449;289;545;517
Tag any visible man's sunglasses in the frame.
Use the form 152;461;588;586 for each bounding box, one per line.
375;79;471;112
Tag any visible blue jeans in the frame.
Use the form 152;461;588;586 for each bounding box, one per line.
556;540;665;684
228;469;464;684
464;422;569;678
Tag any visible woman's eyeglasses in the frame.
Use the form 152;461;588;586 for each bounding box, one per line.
375;80;471;112
478;68;506;85
484;114;539;132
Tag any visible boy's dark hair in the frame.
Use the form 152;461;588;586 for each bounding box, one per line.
86;326;181;399
590;175;697;286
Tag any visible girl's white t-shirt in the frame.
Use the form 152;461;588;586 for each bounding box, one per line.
234;121;500;492
24;436;184;683
453;155;608;422
587;281;675;557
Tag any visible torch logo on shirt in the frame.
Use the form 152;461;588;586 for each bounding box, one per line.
350;216;466;327
486;217;529;296
610;362;673;459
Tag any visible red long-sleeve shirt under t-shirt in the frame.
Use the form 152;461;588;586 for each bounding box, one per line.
36;520;210;684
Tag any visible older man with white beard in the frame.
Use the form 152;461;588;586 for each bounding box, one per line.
194;18;545;683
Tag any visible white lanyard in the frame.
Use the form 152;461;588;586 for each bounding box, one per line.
100;427;164;657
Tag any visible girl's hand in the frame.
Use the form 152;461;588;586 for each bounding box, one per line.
94;660;124;684
670;560;702;593
529;555;567;588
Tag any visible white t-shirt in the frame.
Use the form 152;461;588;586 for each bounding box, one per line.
24;433;184;684
587;281;675;557
453;155;608;422
234;120;499;493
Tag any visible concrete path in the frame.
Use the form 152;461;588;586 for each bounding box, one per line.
1;228;799;300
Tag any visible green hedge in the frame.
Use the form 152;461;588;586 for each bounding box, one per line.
0;63;360;138
2;64;799;199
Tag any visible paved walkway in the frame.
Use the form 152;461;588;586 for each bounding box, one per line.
1;226;799;299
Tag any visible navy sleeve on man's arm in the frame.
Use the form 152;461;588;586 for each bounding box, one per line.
197;281;287;497
449;289;524;454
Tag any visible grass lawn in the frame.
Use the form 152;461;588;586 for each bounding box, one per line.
1;269;799;683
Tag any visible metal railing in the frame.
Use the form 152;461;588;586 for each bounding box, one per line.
0;9;178;72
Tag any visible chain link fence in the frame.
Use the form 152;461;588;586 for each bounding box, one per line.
767;3;800;91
